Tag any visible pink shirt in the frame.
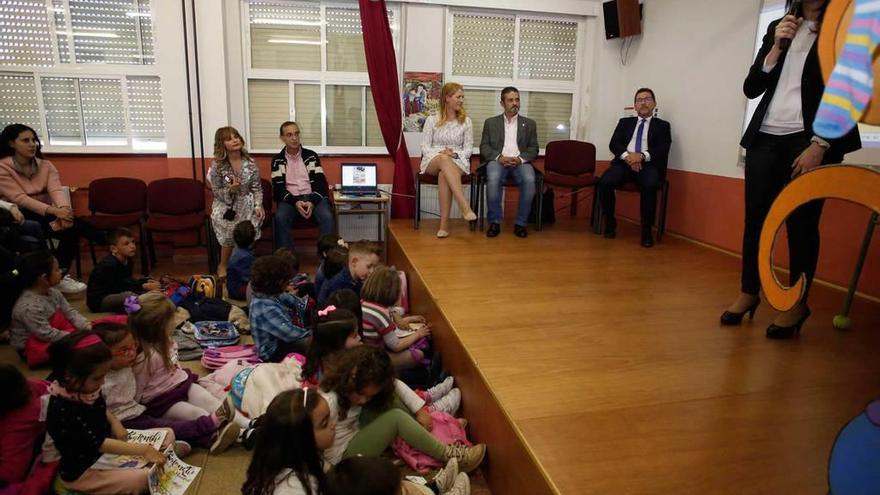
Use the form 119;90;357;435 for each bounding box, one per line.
0;157;69;216
0;379;49;484
502;114;520;158
132;342;189;403
284;148;312;196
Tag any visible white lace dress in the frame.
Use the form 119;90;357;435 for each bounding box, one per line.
419;114;473;174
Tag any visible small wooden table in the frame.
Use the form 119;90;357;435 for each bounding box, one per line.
332;190;390;260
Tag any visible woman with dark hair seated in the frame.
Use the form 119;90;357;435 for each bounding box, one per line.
0;124;84;291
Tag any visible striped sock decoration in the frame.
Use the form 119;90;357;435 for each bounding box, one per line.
813;0;880;139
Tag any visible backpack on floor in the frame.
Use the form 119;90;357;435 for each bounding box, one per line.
189;274;220;299
179;294;232;323
201;344;260;370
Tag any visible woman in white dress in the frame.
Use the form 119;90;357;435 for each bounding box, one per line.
420;83;477;238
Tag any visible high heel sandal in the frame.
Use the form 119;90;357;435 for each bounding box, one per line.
766;307;811;339
720;298;760;326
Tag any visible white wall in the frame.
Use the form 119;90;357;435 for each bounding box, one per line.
586;0;763;178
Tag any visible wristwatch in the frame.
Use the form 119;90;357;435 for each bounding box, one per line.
810;136;831;149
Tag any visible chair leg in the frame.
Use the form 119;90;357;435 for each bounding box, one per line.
74;237;82;278
147;229;158;266
88;239;97;267
469;179;477;232
478;176;485;231
570;187;578;216
535;174;544;232
206;220;217;275
414;176;421;230
138;222;149;276
592;184;603;235
657;180;669;242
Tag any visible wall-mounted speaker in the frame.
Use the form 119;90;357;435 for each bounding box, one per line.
603;0;642;40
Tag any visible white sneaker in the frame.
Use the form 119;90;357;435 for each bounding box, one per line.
433;458;459;493
58;274;86;294
432;388;461;415
443;473;471;495
427;376;455;403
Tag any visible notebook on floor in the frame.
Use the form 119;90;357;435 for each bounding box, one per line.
340;163;379;197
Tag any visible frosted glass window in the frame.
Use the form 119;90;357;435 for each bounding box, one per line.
127;76;164;150
41;78;84;145
518;19;578;81
326;85;363;146
365;90;384;147
248;79;290;150
249;1;321;71
466;89;501;148
293;84;322;147
0;0;55;67
451;14;514;78
525;92;572;145
79;78;126;145
0;73;43;138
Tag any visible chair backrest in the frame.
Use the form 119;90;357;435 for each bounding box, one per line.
544;140;596;176
88;177;147;215
260;178;273;213
147;178;205;215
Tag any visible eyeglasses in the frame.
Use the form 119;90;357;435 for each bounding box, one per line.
635;97;655;104
112;345;137;357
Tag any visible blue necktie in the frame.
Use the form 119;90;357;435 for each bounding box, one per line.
635;119;645;153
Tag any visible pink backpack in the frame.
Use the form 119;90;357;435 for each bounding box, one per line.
201;344;260;370
391;411;471;473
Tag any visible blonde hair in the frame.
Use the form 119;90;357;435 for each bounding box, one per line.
213;126;252;166
437;82;467;126
360;265;401;308
129;291;177;371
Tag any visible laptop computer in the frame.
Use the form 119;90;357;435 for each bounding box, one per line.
340;163;379;197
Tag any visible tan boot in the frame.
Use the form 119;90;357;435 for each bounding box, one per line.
444;443;486;473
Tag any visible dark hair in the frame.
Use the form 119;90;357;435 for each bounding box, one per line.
634;87;656;103
302;308;359;382
279;121;300;136
322;246;348;282
500;86;519;100
251;254;295;295
17;250;55;288
0;124;43;159
242;389;326;495
325;457;401;495
0;246;18;328
784;0;828;32
233;221;257;249
0;364;32;416
317;234;341;259
49;331;112;392
93;321;132;347
274;247;299;273
324;289;362;335
106;227;134;246
320;346;395;419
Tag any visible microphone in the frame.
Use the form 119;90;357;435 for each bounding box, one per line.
779;0;802;50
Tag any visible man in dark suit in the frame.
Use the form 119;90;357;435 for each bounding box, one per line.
479;87;540;238
597;87;672;247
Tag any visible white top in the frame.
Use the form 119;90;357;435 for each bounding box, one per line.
103;368;147;421
419;114;473;174
502;114;520;158
319;390;360;466
621;117;653;162
760;20;818;135
272;471;319;495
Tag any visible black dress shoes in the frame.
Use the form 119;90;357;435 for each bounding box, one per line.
514;225;528;238
486;223;500;237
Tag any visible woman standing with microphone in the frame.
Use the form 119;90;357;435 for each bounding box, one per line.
722;0;861;338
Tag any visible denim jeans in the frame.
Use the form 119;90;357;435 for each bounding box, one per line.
485;160;536;226
274;197;335;250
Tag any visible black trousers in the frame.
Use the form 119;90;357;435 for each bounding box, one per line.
21;209;84;271
741;132;834;299
597;162;660;231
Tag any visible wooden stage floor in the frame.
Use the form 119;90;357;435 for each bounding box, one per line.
387;217;880;495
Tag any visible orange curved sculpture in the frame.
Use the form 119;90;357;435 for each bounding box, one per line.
758;165;880;310
758;0;880;311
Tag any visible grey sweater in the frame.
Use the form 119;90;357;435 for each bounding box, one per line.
10;288;90;351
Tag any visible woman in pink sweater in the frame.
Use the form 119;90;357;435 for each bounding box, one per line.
0;125;78;272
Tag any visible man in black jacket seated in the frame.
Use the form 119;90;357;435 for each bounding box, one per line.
271;121;335;250
86;227;158;312
597;87;672;248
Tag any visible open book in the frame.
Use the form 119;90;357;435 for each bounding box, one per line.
148;450;201;495
92;429;167;470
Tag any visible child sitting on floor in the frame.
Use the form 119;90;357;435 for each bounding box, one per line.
250;254;312;362
129;292;243;452
0;364;50;490
86;227;159;313
315;234;346;297
45;331;176;494
227;221;256;301
94;320;237;454
10;250;90;365
317;240;381;307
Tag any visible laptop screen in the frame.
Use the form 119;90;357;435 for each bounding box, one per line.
340;163;378;195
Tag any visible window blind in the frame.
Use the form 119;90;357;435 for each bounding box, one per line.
365;89;383;147
63;0;153;65
79;78;126;144
249;1;321;71
41;77;84;145
127;76;164;147
525;91;572;145
451;13;514;79
293;84;321;147
0;73;43;137
326;85;362;146
518;19;577;81
247;79;290;150
465;89;500;149
326;8;365;72
0;0;55;67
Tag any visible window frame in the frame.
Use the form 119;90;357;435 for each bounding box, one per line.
0;0;164;153
444;7;586;154
241;0;401;154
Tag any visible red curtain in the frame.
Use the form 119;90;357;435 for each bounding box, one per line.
359;0;414;219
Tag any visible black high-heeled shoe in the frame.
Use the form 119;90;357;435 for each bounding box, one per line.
766;307;811;339
720;298;760;325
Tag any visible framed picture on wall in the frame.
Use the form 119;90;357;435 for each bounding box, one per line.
403;72;442;132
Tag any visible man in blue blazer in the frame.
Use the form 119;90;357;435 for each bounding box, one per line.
479;87;540;238
597;88;672;247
